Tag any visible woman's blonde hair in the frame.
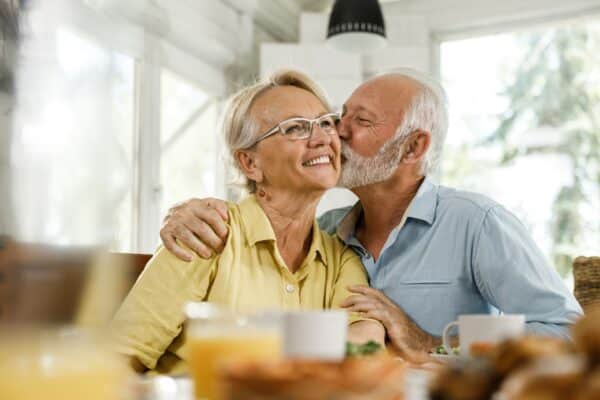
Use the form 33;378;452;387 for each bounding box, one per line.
222;69;331;193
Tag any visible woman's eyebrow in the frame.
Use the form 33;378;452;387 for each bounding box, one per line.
279;111;332;120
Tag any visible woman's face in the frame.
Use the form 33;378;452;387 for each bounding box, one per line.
243;86;341;194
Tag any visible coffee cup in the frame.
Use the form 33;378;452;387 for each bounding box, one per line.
442;314;525;356
282;310;347;360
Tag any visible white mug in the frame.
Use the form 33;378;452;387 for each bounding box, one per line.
443;314;525;356
282;310;348;360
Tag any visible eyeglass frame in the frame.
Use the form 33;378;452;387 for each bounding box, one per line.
247;112;341;148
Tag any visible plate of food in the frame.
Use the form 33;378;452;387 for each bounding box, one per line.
429;345;464;365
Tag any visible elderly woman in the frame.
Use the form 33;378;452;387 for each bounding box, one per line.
111;70;384;374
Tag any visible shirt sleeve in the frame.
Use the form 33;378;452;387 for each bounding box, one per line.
110;244;218;369
472;206;583;339
329;245;381;326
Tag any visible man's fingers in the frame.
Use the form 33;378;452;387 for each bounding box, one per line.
363;309;387;323
349;285;394;306
348;284;370;293
345;301;378;313
160;197;229;260
193;206;229;240
160;231;193;262
203;198;229;222
178;228;213;259
339;294;369;308
184;219;224;252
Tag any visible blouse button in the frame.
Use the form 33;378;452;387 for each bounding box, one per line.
285;283;295;293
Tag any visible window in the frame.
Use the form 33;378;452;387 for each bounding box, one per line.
440;20;600;282
13;26;225;252
57;29;136;250
159;69;223;221
11;2;231;253
12;27;135;248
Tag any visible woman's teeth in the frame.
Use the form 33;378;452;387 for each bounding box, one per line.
303;155;330;166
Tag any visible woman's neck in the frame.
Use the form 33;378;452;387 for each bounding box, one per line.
255;188;322;273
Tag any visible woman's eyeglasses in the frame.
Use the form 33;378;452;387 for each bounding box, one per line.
249;113;340;147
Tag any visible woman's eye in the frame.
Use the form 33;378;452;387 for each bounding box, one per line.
283;123;304;135
357;118;372;125
319;120;334;129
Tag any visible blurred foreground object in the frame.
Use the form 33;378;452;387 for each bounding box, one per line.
221;357;405;400
0;238;146;399
186;303;283;400
429;310;600;399
0;0;19;235
573;256;600;312
0;237;149;325
0;328;131;400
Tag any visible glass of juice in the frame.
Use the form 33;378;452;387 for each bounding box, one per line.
185;303;282;400
0;327;131;400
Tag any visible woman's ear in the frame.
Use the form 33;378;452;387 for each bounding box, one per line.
235;150;264;184
401;130;431;165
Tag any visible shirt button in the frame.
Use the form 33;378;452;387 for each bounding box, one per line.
285;284;295;293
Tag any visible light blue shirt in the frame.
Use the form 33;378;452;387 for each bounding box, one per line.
319;178;582;340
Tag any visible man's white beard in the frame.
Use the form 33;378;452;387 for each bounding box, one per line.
337;135;405;189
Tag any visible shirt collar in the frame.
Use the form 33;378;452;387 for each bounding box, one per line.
406;177;438;225
336;177;439;241
238;195;328;265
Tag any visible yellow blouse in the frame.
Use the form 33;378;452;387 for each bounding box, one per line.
110;195;370;374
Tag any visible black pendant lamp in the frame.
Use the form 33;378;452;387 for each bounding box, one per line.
326;0;387;53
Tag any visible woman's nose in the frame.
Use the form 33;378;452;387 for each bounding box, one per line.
307;123;333;146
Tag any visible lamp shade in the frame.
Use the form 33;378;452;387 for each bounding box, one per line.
326;0;386;53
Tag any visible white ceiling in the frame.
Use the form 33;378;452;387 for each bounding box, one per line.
296;0;401;13
262;0;600;42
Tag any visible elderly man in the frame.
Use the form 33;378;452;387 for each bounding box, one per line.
159;70;582;359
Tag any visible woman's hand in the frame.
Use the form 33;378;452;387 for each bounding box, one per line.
159;198;229;261
341;285;439;363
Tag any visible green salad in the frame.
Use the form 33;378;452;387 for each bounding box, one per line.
434;345;460;355
346;341;382;357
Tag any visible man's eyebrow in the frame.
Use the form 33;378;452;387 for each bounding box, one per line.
345;105;377;117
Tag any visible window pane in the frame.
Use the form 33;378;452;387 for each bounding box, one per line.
160;69;221;219
13;27;135;249
440;20;600;283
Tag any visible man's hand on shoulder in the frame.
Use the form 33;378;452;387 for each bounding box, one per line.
160;198;229;261
341;285;438;363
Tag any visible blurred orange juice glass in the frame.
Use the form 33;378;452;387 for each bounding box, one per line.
186;303;282;400
0;328;131;400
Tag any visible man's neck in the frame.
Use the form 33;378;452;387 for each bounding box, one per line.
350;173;425;260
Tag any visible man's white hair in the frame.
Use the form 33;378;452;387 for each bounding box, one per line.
387;68;449;176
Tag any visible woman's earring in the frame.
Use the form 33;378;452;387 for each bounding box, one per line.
258;188;266;197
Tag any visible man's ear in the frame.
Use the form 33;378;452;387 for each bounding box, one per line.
402;130;431;165
235;150;264;184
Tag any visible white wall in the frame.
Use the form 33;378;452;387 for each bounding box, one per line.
382;0;600;39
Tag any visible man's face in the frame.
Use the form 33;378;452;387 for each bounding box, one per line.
337;76;419;189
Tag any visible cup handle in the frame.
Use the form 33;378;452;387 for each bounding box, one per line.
442;321;458;355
